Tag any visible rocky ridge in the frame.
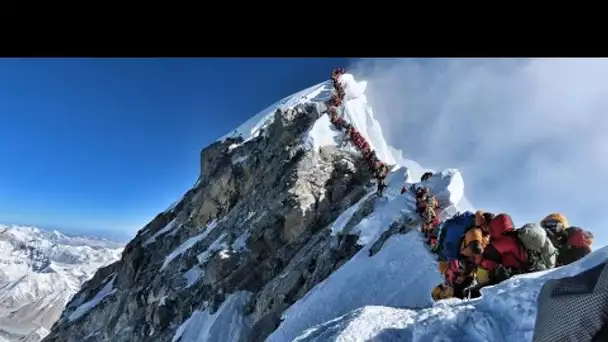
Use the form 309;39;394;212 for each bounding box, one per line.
42;76;394;342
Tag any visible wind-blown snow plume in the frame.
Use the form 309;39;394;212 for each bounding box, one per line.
348;58;608;247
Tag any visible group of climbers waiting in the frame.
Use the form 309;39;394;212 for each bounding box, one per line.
325;68;390;195
324;68;595;303
393;170;594;302
430;210;594;301
276;68;596;304
400;172;441;246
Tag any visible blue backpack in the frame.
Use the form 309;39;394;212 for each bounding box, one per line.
440;211;476;261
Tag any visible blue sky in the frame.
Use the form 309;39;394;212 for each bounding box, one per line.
0;58;349;241
2;58;607;248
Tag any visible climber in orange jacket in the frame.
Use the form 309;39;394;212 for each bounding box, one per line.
434;211;493;301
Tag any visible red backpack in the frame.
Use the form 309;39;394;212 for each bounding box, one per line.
487;214;528;270
568;227;593;249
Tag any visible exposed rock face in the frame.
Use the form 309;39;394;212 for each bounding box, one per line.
43;105;379;342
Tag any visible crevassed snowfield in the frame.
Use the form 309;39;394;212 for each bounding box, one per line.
172;73;601;342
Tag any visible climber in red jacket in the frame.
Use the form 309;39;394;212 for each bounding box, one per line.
330;94;342;107
478;213;528;285
331;116;346;130
360;140;370;154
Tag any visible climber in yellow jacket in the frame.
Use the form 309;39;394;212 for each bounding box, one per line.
433;211;492;301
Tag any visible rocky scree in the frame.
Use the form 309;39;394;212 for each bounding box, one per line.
42;104;385;342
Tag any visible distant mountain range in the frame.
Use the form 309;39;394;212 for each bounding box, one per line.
0;224;123;342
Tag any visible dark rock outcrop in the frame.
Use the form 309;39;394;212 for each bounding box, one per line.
43;104;381;342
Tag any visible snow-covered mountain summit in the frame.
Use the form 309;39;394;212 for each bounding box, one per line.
42;70;602;342
0;224;122;342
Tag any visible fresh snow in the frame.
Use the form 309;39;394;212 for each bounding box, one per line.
231;231;251;251
171;291;252;342
68;275;116;322
331;166;463;245
144;218;180;246
267;231;442;342
299;73;397;168
231;155;249;165
390;146;474;212
267;165;464;342
162;236;206;271
0;224;121;341
182;266;204;288
218;82;330;143
305;114;343;152
196;233;228;265
291;245;608;342
330;191;375;236
162;220;220;271
422;169;465;211
337;73;397;166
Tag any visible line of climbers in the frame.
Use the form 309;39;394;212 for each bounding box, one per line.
398;172;595;302
322;68;595;303
430;210;594;301
400;171;441;246
325;68;390;195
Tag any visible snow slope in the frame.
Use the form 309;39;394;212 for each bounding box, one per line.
267;166;463;342
171;291;252;342
265;160;606;342
176;72;481;342
289;245;608;342
0;225;122;342
220;73;397;167
337;73;396;166
218;82;331;143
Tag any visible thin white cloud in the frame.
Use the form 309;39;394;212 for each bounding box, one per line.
348;58;608;247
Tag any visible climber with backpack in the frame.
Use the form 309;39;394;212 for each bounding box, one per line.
475;214;529;288
415;187;440;239
540;213;592;266
432;211;480;300
330;115;346;130
513;222;557;271
329;93;342;108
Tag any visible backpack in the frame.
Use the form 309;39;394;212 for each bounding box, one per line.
441;211;476;261
567;227;593;249
513;223;557;271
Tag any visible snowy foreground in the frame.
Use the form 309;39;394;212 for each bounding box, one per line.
166;72;605;342
171;169;608;342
